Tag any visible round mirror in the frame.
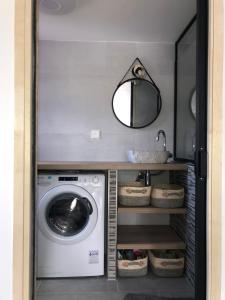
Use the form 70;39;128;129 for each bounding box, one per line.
112;78;161;128
190;89;196;119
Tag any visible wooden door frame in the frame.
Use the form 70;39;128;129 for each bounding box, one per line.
207;0;224;299
13;0;223;299
14;0;33;300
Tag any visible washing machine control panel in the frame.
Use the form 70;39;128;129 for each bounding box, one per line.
58;176;78;181
38;174;103;187
92;175;100;185
81;175;100;186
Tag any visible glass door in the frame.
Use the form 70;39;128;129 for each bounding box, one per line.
174;1;208;298
46;193;93;237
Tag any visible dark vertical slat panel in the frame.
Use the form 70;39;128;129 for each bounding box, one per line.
171;164;196;288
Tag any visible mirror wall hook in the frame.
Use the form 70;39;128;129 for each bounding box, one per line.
119;57;157;87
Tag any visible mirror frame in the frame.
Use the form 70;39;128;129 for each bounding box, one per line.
112;77;162;129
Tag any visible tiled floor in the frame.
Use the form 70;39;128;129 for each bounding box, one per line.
36;274;194;300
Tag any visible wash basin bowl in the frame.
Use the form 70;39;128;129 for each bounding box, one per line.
127;150;171;164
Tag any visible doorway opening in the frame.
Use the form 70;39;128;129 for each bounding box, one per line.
33;1;208;299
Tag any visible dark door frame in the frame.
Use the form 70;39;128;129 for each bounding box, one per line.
174;1;208;299
195;1;208;299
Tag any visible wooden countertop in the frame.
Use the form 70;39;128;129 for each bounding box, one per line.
38;161;187;171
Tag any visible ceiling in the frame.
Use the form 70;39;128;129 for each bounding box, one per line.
39;0;196;43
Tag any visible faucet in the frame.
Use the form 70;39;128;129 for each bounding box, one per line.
136;171;151;186
156;130;167;151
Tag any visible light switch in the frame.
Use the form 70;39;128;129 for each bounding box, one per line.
90;129;101;139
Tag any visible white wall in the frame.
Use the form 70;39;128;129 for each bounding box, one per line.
0;1;15;300
39;0;196;43
38;40;174;162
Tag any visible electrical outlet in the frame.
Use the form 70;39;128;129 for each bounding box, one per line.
90;129;101;140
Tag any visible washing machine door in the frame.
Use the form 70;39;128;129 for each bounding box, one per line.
38;185;98;244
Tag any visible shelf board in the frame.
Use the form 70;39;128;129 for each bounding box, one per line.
118;207;186;214
117;225;186;250
38;161;187;171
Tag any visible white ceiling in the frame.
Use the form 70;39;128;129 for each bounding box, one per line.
39;0;196;43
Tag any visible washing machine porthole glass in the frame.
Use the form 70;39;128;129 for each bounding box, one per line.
46;193;93;237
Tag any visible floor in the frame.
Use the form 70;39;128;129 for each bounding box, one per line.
36;274;194;300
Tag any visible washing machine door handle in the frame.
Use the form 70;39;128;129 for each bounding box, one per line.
82;197;93;215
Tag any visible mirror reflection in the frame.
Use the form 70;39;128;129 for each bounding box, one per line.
112;79;161;128
175;19;196;160
190;89;196;118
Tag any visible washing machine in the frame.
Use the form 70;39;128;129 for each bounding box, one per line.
36;173;105;278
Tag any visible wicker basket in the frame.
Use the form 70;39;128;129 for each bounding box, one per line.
118;182;151;207
148;250;184;277
118;255;148;277
151;184;184;208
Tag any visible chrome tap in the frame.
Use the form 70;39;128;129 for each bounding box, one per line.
156;130;167;151
136;171;151;186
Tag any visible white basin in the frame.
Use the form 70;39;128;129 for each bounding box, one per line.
127;150;171;163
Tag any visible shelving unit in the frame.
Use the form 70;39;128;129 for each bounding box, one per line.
117;225;186;250
38;161;187;280
113;164;187;280
118;206;186;214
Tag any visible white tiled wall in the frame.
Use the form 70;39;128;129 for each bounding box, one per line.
38;40;174;162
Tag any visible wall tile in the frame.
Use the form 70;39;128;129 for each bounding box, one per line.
38;41;174;161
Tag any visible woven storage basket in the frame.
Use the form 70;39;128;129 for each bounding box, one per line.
151;184;184;208
148;250;184;277
118;182;151;207
118;255;148;277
